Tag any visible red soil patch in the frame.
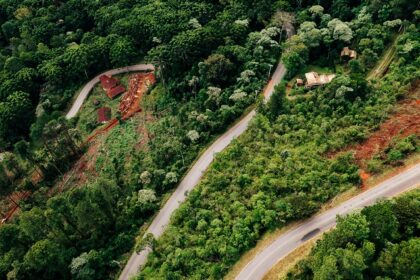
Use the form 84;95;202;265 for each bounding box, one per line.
136;112;155;150
328;83;420;187
1;191;30;224
2;73;157;224
353;99;420;165
359;170;371;189
84;72;156;144
49;73;156;195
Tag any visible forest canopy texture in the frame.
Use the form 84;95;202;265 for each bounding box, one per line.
0;0;418;280
286;190;420;280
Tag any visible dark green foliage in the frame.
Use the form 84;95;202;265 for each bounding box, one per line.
138;9;419;278
286;190;420;280
0;0;280;149
0;1;285;279
267;81;288;120
1;1;419;280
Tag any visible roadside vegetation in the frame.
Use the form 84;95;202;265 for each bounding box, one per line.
137;1;419;279
0;1;288;279
285;189;420;280
0;0;418;280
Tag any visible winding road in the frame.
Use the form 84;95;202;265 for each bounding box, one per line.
235;163;420;280
118;25;294;280
118;59;287;280
65;64;155;119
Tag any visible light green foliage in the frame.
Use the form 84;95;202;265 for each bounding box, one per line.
137;189;157;206
139;12;420;278
70;250;101;280
309;5;324;17
327;18;353;42
299;21;322;47
287;191;420;280
281;35;309;76
1;1;419;279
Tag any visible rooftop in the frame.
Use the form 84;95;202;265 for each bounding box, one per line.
341;47;357;59
106;85;126;99
305;72;336;88
99;75;118;90
97;107;112;123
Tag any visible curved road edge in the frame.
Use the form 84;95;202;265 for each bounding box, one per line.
118;25;295;280
65;64;155;119
118;59;287;280
235;163;420;280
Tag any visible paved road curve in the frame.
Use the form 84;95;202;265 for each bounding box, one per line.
65;64;155;119
118;26;294;280
235;163;420;280
118;64;286;280
118;57;286;280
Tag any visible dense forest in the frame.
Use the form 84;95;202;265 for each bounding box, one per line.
0;0;418;279
0;0;287;279
286;190;420;280
0;0;277;149
137;1;419;279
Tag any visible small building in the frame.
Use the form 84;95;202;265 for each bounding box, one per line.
305;72;336;89
97;107;112;123
296;78;304;87
99;75;118;91
341;47;357;59
106;85;126;99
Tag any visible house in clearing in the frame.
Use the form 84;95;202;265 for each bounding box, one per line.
99;75;126;99
340;47;357;59
304;72;336;89
100;75;118;91
97;107;112;123
106;85;126;99
296;78;304;87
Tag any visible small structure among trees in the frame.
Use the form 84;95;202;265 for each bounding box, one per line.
99;75;126;99
106;85;126;99
99;75;118;90
97;107;112;124
341;47;357;59
304;72;336;89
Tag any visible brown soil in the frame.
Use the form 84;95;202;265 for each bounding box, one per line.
2;73;158;223
355;88;419;166
330;82;420;185
49;73;157;194
0;191;30;224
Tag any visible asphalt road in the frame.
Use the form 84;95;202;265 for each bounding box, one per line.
235;163;420;280
65;64;155;119
118;25;294;280
117;55;287;280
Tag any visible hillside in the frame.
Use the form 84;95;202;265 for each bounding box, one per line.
137;2;419;279
285;189;420;280
0;1;285;279
0;0;418;280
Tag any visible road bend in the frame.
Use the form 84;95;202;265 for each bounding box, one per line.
235;163;420;280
